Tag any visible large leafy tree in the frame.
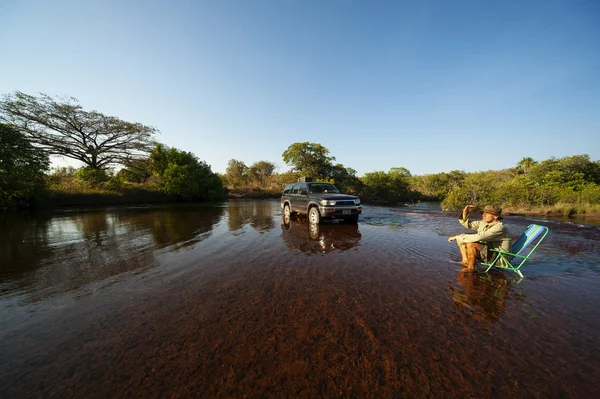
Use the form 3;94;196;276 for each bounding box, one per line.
0;124;50;209
0;91;157;170
225;159;249;187
150;144;225;200
248;160;275;186
360;168;412;204
330;164;361;193
282;142;335;179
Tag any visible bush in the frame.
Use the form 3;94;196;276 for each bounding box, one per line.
75;167;111;184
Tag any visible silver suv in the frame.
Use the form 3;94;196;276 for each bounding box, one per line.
280;180;362;224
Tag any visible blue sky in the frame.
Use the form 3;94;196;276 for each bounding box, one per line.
1;0;598;176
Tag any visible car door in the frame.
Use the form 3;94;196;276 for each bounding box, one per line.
296;183;310;214
289;183;300;212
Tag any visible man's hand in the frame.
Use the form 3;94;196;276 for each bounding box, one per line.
448;233;464;242
461;204;476;219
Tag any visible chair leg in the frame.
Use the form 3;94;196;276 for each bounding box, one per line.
515;269;524;278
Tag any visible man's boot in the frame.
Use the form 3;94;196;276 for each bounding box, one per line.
465;244;478;271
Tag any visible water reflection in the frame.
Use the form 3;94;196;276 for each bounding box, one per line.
281;215;361;253
449;271;523;324
227;199;276;233
0;205;225;301
0;213;54;287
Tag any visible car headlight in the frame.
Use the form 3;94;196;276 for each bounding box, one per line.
320;200;336;206
354;199;361;205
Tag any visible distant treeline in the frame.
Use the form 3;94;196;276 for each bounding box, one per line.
1;91;599;216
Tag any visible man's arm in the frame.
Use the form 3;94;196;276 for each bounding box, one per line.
460;204;476;220
449;205;478;242
458;204;480;230
460;223;506;243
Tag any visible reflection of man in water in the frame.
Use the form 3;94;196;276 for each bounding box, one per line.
448;204;511;271
450;270;511;323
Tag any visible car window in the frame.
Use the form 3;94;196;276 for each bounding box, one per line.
309;183;339;193
290;184;299;195
283;184;294;195
299;184;308;195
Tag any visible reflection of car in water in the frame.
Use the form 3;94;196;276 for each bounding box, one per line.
281;215;362;253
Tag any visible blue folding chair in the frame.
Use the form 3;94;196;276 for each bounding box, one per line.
479;224;549;278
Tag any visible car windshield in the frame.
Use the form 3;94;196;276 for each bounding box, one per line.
308;183;339;194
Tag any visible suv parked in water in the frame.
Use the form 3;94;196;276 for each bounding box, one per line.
280;178;362;224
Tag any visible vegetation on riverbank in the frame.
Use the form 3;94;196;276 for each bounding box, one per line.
2;91;600;218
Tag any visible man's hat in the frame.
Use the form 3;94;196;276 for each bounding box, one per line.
482;205;502;219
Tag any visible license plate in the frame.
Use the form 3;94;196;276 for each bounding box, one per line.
342;210;351;215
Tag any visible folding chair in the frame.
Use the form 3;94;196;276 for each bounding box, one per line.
479;224;549;278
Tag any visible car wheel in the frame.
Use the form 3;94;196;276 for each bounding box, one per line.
283;203;291;217
282;214;291;229
309;207;321;224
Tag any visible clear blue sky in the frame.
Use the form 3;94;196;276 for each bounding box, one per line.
1;0;598;176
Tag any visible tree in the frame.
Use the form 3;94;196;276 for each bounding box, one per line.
248;160;275;186
516;157;537;175
360;169;412;204
526;155;599;188
0;123;49;209
0;91;157;170
150;144;225;201
225;159;249;187
117;157;153;183
330;164;361;193
282;142;335;179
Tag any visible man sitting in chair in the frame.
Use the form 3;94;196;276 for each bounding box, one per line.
448;205;512;271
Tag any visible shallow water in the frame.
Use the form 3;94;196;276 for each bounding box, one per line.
1;200;599;398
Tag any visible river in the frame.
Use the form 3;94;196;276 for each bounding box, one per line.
1;200;599;398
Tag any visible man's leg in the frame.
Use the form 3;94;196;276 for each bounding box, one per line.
459;243;468;265
464;243;482;271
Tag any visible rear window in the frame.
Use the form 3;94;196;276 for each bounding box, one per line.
283;184;294;195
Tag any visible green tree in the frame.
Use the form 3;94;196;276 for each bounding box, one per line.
117;157;153;183
248;160;275;186
0;124;50;210
330;164;362;194
516;157;537;175
441;170;511;210
225;159;249;187
527;155;598;187
360;169;412;204
0;91;157;170
410;170;466;199
282;142;335;179
150;144;225;200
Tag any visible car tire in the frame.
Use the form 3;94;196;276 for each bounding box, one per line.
283;203;292;217
309;207;321;224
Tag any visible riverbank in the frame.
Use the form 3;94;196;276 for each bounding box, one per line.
227;189;600;220
17;184;599;224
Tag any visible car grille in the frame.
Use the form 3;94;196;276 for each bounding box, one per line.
336;200;356;206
